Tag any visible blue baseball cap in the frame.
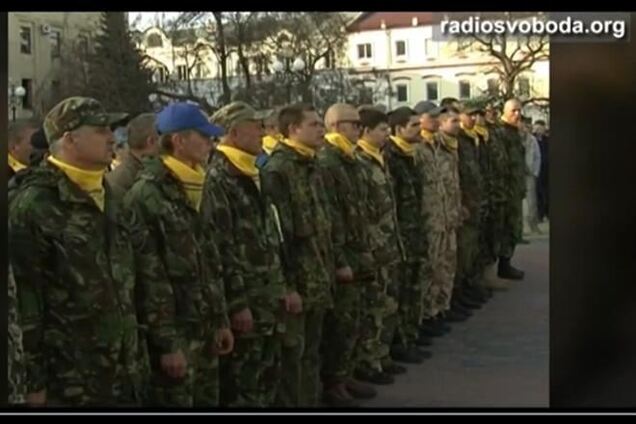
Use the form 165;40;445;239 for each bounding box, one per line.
156;102;224;138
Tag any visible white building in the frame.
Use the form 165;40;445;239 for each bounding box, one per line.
344;12;550;121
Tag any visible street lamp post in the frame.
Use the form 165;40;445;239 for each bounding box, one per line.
271;49;305;105
8;82;26;122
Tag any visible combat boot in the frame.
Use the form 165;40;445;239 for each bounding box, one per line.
455;291;483;309
444;308;471;323
498;257;525;280
382;360;407;375
391;345;423;364
482;264;511;290
323;382;359;407
415;334;433;347
414;346;433;359
354;367;395;385
419;319;445;337
345;377;377;399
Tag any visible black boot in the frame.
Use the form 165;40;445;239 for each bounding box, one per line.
391;345;423;364
444;308;471;322
420;319;445;337
456;291;483;309
415;334;433;347
498;257;525;280
434;316;452;333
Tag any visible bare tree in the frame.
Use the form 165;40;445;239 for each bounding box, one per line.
457;13;549;100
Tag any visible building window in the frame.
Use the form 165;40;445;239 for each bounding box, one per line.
195;62;207;79
20;26;32;54
357;43;372;59
324;50;336;69
155;67;168;83
21;79;33;110
424;38;437;58
147;33;163;48
426;81;439;101
50;29;62;58
459;80;471;99
177;65;188;81
518;76;530;97
487;78;499;96
395;40;407;57
396;84;408;102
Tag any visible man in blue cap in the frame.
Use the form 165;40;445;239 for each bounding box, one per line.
123;102;234;407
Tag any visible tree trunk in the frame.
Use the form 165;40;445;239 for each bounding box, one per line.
213;12;231;104
237;43;252;90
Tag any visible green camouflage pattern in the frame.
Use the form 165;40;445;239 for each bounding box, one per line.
317;142;374;383
8;263;26;405
202;152;286;407
123;156;229;407
354;146;404;371
261;143;335;407
9;162;145;406
44;96;127;142
383;140;426;350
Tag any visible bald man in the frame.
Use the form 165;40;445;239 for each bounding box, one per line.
319;103;377;405
490;99;526;280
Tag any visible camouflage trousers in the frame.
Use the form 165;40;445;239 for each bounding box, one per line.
424;229;458;317
497;197;523;258
355;268;398;372
455;222;481;289
220;333;281;407
276;308;325;407
8;266;25;406
321;283;361;385
377;264;401;369
395;260;426;349
146;339;219;407
477;208;497;269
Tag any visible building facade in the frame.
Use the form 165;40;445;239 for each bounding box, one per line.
8;12;102;120
345;12;549;121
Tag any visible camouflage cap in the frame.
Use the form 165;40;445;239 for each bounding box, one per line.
210;101;273;131
43;96;129;142
457;101;482;115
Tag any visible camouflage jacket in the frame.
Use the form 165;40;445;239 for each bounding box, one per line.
491;121;526;201
123;157;229;355
317;143;375;279
201;153;286;337
261;143;335;310
105;151;145;200
415;140;445;235
435;133;463;231
457;130;484;226
354;146;406;268
9;162;144;405
8;262;25;405
383;140;426;263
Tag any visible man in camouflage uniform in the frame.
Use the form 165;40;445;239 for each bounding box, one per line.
8;262;25;405
205;102;287;407
106;113;159;198
319;104;378;405
261;103;335;407
8;97;145;406
123;102;234;407
453;103;491;309
384;106;431;364
412;101;454;339
491;99;526;280
354;107;407;380
425;109;469;324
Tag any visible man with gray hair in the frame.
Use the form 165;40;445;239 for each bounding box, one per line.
106;113;159;197
8;118;39;180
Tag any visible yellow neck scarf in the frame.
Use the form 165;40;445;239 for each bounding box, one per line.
325;132;355;158
280;138;316;159
47;155;106;211
161;155;205;212
357;138;384;168
8;153;27;173
474;124;489;143
420;129;435;144
440;133;459;150
262;133;283;155
390;135;416;157
461;123;480;147
216;145;259;178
